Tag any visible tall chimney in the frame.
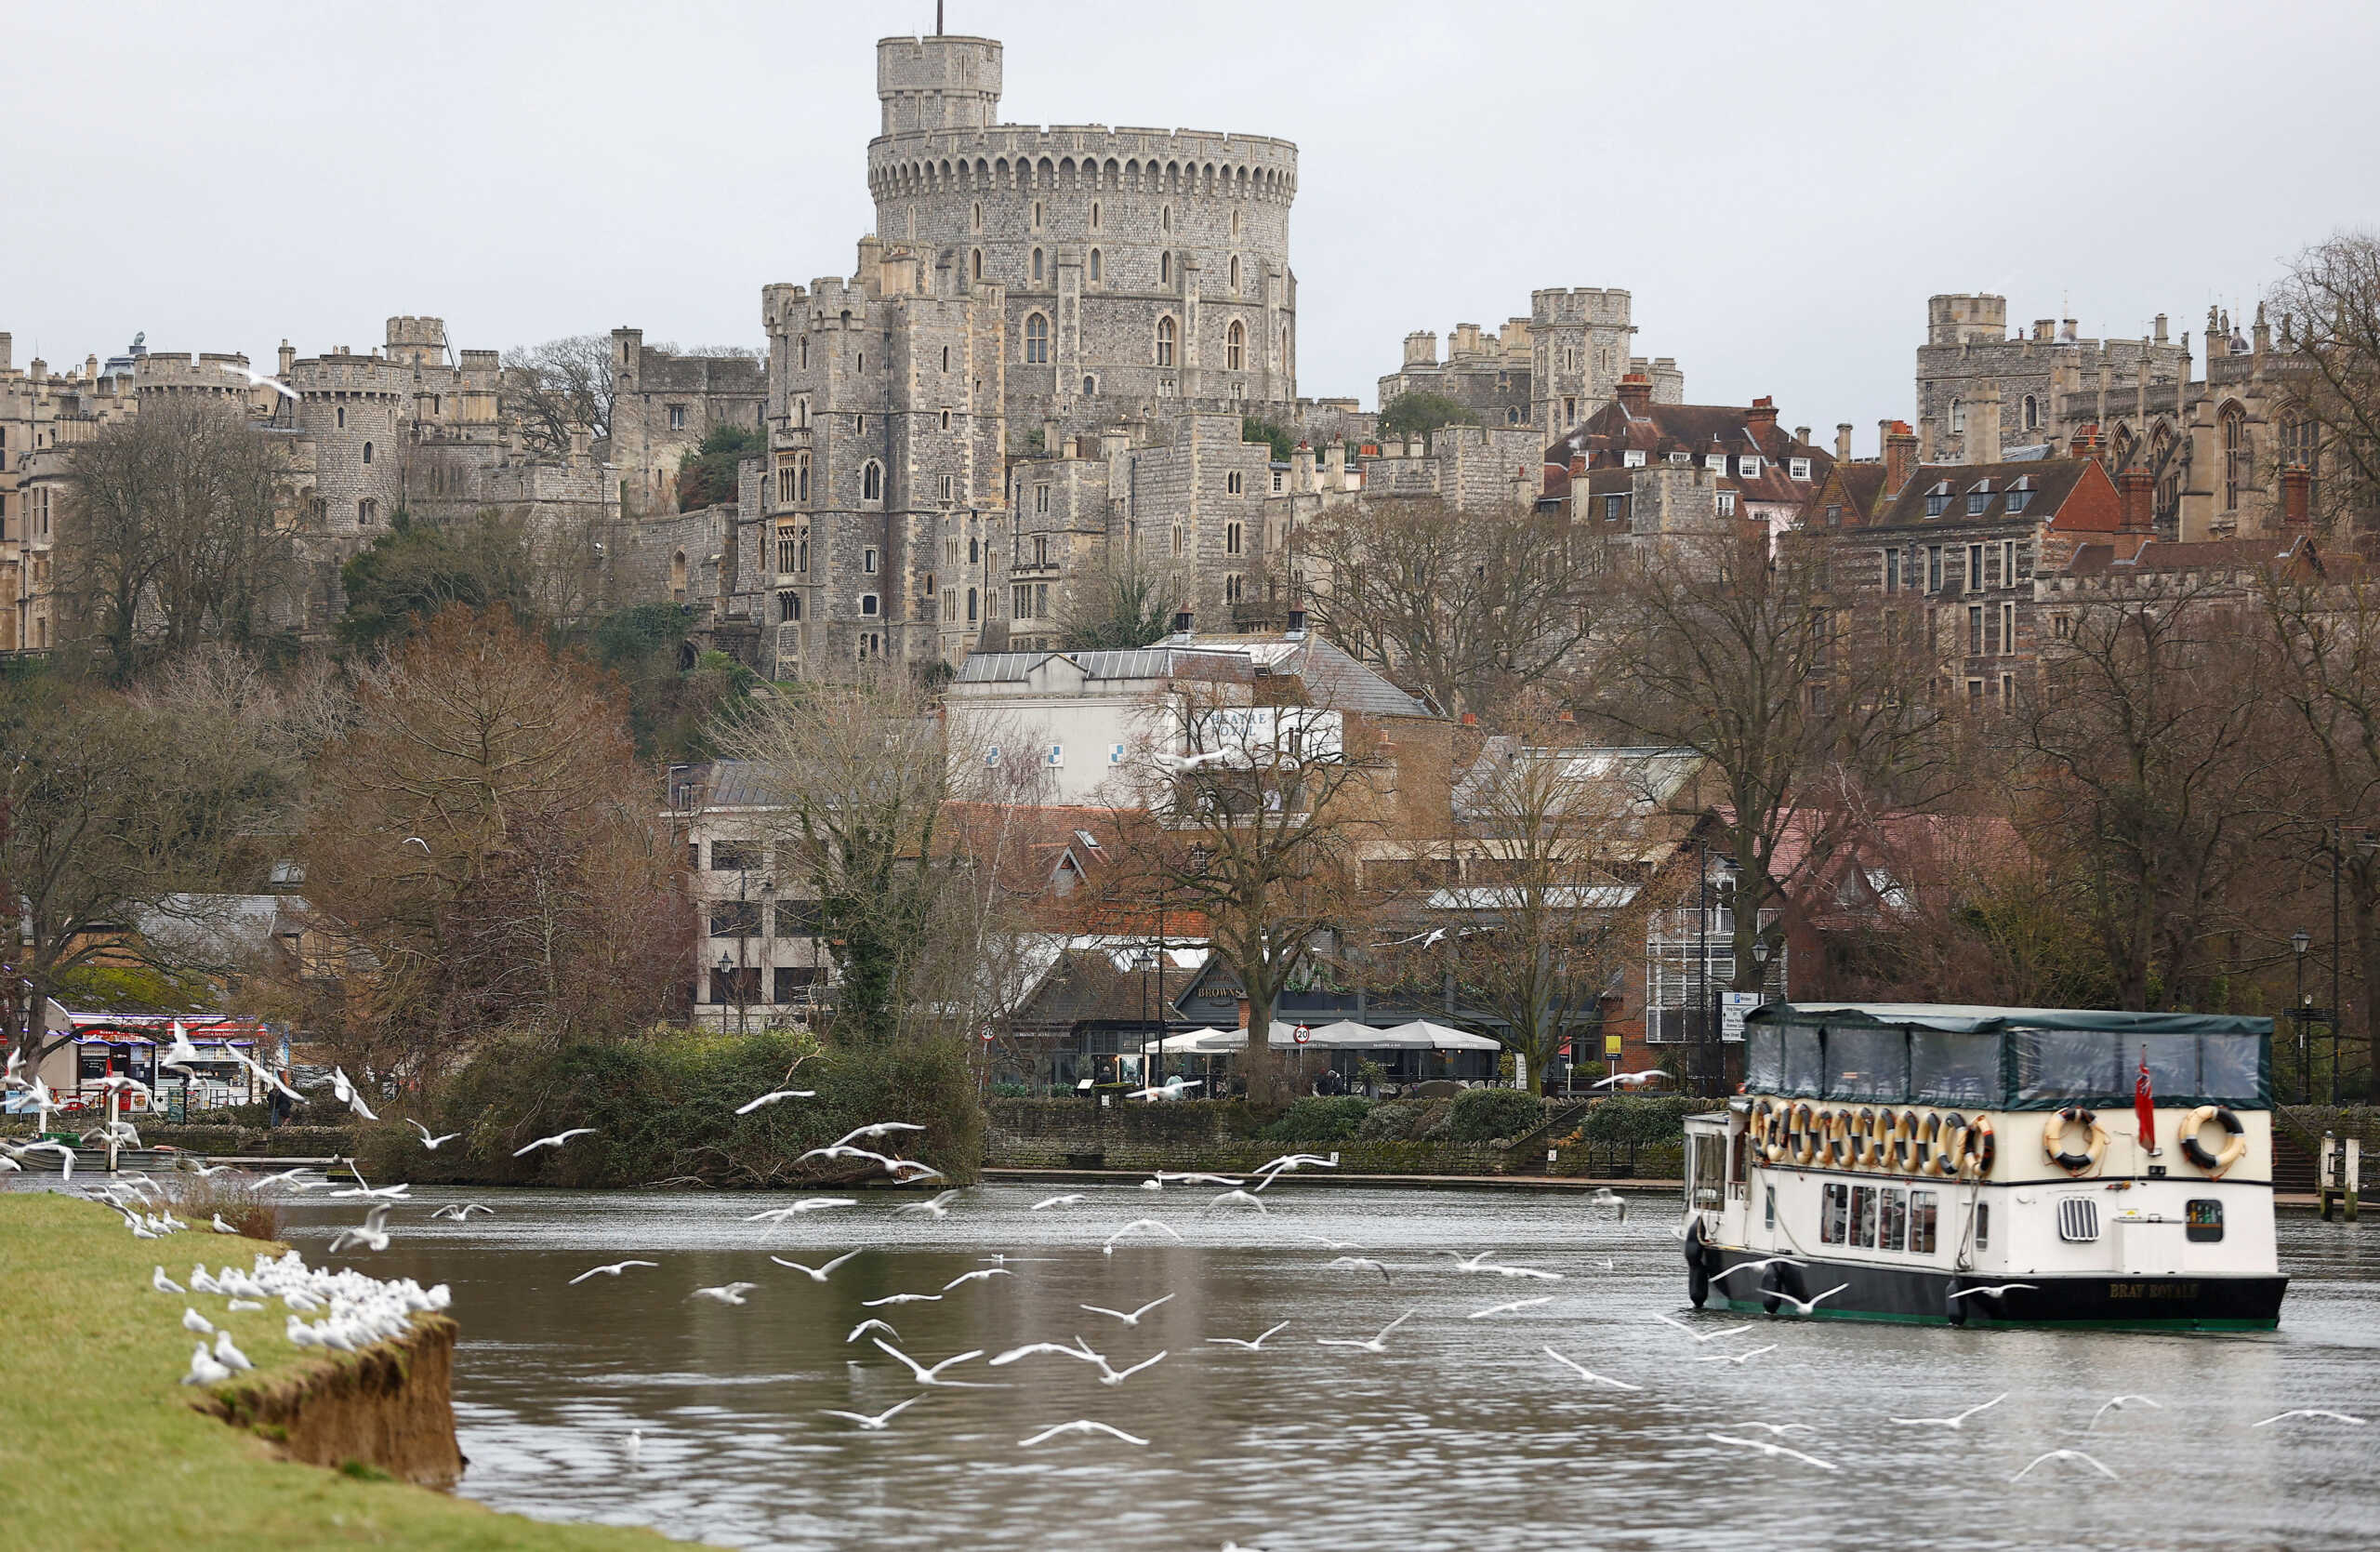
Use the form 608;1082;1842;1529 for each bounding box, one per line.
1837;423;1855;460
2069;423;2105;463
1971;382;2003;464
2281;463;2311;531
0;333;11;373
277;339;296;377
1614;372;1653;417
2117;468;2155;536
1883;421;1918;495
1745;396;1779;434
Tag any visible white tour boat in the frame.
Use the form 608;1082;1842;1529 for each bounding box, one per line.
1681;1003;2286;1330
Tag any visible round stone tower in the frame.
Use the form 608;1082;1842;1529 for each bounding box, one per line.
866;32;1298;437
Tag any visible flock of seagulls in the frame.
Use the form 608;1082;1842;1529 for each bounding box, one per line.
152;1246;451;1386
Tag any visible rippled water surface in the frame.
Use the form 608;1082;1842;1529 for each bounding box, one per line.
258;1182;2380;1551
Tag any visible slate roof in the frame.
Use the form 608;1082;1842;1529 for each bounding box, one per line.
1866;456;2112;532
1545;398;1835;508
958;635;1432;717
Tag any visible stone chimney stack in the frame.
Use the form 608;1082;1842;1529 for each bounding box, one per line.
1883;420;1918;495
1971;382;2003;464
1614;372;1653;417
2117;468;2155;536
277;339;296;377
2153;312;2169;343
1837;423;1855;460
2069;424;2106;462
1745;396;1779;435
0;333;10;373
2281;463;2312;531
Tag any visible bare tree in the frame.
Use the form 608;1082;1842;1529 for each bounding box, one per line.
501;336;615;459
1306;497;1600;719
2268;231;2380;540
2016;579;2284;1011
1111;684;1390;1104
58;398;297;682
1582;530;1954;1015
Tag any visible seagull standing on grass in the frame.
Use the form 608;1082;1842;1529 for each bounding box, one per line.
152;1267;186;1293
181;1341;233;1386
1316;1311;1415;1354
212;1331;254;1373
182;1307;216;1335
513;1128;596;1157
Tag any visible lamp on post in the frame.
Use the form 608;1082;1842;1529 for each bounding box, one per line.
715;950;734;1031
2292;929;2312;1104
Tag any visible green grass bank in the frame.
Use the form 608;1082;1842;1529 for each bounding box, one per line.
0;1192;668;1551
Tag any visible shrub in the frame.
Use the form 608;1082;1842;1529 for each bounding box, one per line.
1581;1094;1705;1147
159;1173;284;1241
1446;1087;1544;1144
1262;1097;1371;1144
357;1026;986;1189
1355;1100;1437;1141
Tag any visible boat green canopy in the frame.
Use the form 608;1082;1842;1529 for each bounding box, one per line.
1739;1002;2271;1109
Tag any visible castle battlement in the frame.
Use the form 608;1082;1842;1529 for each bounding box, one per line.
869;125;1297;201
1532;287;1633;325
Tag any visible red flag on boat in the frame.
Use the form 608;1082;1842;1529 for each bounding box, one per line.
2135;1046;2158;1154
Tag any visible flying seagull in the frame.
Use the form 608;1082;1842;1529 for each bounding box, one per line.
1652;1314;1754;1344
821;1396;924;1431
2253;1410;2368;1427
690;1282;760;1306
1891;1393;2007;1429
1207;1320;1290;1351
2011;1449;2118;1482
218;361;298;400
942;1267;1011;1291
871;1338;999;1388
894;1190;962;1219
1542;1347;1642;1391
1468;1297;1554;1320
430;1202;494;1220
1709;1432;1837;1472
1205;1189;1268;1214
861;1293;944;1307
2086;1395;2162;1431
407;1120;460;1149
1095;1350;1170;1386
1326;1256;1394;1284
747;1199;856;1221
1081;1293;1173;1327
1694;1345;1779;1365
1945;1282;2040;1301
1102;1219;1183;1255
1767;1283;1850;1317
513;1128;596;1157
1712;1257;1805;1283
1017;1419;1149;1448
735;1089;816;1115
845;1319;899;1345
569;1260;659;1285
771;1251;863;1283
326;1204;392;1255
1316;1310;1415;1354
990;1340;1105;1369
1030;1194;1085;1210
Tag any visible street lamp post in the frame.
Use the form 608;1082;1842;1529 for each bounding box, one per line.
716;950;735;1033
2293;929;2312;1104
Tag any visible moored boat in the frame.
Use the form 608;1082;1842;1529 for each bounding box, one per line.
1681;1003;2286;1330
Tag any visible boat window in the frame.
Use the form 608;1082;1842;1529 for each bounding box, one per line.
1820;1182;1848;1245
2013;1028;2124;1103
1851;1185;1879;1248
1880;1188;1909;1252
2196;1035;2264;1105
1974;1202;1990;1250
1909;1030;1998;1105
2186;1200;2224;1243
1745;1027;1783;1091
2140;1033;2202;1097
1783;1025;1823;1094
1764;1185;1776;1229
1910;1190;1938;1254
1825;1027;1908;1101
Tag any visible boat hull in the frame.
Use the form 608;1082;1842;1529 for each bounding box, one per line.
1702;1247;2286;1331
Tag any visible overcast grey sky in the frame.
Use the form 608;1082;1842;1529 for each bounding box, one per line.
9;1;2376;453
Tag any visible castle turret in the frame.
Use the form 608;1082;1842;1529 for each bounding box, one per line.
876;33;1002;135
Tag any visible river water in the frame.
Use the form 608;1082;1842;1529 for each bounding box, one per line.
203;1182;2380;1549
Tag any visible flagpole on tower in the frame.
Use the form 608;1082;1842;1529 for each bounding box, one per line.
937;2;945;35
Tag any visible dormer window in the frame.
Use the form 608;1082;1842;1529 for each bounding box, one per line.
1668;451;1690;466
1924;481;1952;518
1718;491;1738;517
2005;475;2033;514
1622;449;1646;469
1790;458;1811;480
1740;456;1762;478
1705;455;1726;471
1967;479;1992;516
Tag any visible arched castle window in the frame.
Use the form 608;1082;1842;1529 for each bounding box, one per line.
362;441;373;464
1091;201;1102;231
1025;313;1051;365
862;461;883;502
2221;403;2249;511
1031;248;1045;283
1162;204;1172;231
940;347;949;372
2022;393;2039;431
1032;202;1044;231
939;409;952;431
799;338;809;369
358;498;377;524
1949;398;1965;434
1156;317;1176;368
2151;423;2179;526
793;397;810;429
1232;209;1242;238
2282;412;2320;482
336;405;346;429
1224;574;1244;604
1160;252;1171;285
1279;327;1289;369
1227;471;1243;496
1083;376;1097;396
1226;322;1244;371
1226;521;1243;553
971;249;983;281
971;202;983;232
967;587;978;622
1088;248;1102;284
1171;522;1185;556
1229;256;1241;292
670;551;687;602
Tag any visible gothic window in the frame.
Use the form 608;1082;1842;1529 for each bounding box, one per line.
1088;248;1102;284
1229;256;1241;292
1226;471;1243;495
776;522;800;571
2022;393;2039;431
1231;208;1242;238
777;590;800;623
860;594;879;617
971;249;983;280
793;397;810;429
1225;521;1243;554
1171;522;1185;557
939;408;951;431
798;337;809;368
1162;204;1172;232
1091;201;1102;231
1032;201;1044;230
776;456;800;505
967;587;978;622
971;202;983;232
357;498;377;524
670;551;687;602
940;346;949;372
1082;376;1097;396
863;547;879;575
862;461;883;502
1025;313;1050;365
1160;252;1171;285
2282;413;2319;481
1156;317;1176;367
969;535;979;564
336;405;346;430
2152;424;2180;526
944;474;957;502
361;441;373;464
1226;321;1244;371
1031;247;1045;284
668;405;686;431
2222;403;2249;511
1224;573;1244;604
855;414;866;436
1950;398;1965;434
